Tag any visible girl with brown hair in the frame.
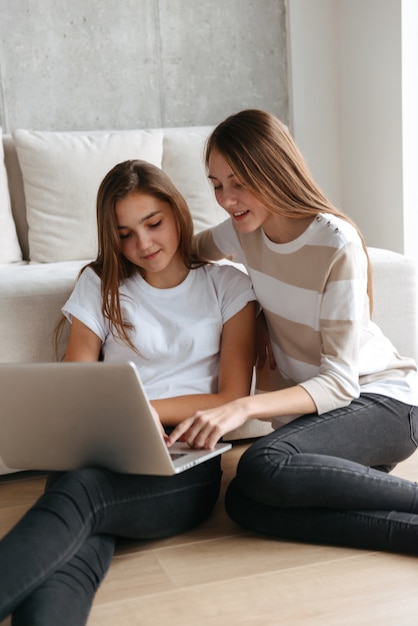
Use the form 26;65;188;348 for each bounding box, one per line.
0;159;256;625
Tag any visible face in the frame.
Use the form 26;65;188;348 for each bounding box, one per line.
208;148;271;233
115;192;185;287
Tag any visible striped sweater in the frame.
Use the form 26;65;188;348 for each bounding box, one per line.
196;213;418;426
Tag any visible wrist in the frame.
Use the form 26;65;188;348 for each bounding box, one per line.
244;392;276;420
235;395;256;421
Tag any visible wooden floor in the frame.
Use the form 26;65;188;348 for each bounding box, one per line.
2;442;418;625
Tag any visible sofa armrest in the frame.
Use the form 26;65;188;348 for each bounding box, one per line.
0;261;85;363
368;247;418;362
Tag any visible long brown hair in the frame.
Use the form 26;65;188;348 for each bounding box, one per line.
56;160;207;356
205;109;373;310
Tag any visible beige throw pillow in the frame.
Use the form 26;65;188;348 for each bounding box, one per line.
162;127;226;233
0;128;22;264
13;129;164;262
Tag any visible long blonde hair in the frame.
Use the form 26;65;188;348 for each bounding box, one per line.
205;109;373;310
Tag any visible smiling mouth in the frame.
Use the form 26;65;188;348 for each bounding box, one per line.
142;250;160;261
232;210;250;219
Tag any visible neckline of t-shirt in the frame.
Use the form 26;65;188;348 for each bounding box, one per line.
261;212;327;253
134;267;195;296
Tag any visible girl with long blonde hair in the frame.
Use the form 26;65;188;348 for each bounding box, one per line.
168;109;418;555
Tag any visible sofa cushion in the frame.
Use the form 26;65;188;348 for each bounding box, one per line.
0;128;22;264
13;129;164;263
162;127;227;232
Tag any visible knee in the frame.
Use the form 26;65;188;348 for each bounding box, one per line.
233;438;296;502
233;444;269;500
43;467;111;521
236;439;292;482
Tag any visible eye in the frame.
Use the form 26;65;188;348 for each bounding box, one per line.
208;178;221;191
148;220;162;229
119;232;131;240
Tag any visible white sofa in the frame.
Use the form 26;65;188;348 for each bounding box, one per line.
1;125;417;473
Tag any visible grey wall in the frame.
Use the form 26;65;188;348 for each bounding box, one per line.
0;0;289;132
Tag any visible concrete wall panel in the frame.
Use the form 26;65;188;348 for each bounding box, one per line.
0;0;288;132
157;0;288;126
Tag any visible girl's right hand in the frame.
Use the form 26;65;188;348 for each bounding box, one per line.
166;397;251;450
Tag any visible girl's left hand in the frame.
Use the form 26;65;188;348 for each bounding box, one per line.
166;398;250;450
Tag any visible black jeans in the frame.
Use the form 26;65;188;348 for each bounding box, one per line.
0;457;221;625
226;394;418;553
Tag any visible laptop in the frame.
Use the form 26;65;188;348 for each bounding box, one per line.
0;361;231;475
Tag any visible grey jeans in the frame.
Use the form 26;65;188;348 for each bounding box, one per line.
226;394;418;553
0;457;222;625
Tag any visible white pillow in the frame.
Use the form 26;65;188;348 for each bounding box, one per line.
13;129;164;262
0;128;22;264
162;127;227;233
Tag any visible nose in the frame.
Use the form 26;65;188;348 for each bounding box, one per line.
218;188;238;209
134;229;152;252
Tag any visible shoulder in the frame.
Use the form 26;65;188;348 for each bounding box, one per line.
200;218;240;248
65;266;103;311
192;263;255;322
312;215;368;279
69;266;102;299
201;261;251;286
314;213;361;248
76;265;101;286
199;262;255;309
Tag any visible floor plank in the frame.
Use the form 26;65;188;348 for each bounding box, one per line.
89;551;418;626
1;443;418;625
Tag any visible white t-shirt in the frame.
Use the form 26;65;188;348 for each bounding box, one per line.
62;264;255;400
